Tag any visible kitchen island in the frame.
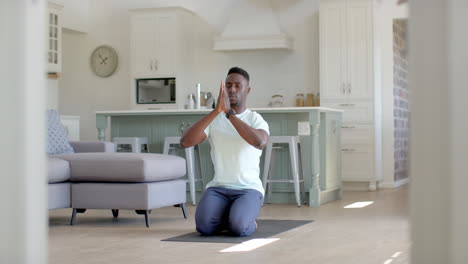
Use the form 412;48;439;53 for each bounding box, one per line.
96;107;343;207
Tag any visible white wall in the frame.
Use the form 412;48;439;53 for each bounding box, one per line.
47;79;59;109
378;0;408;188
410;0;468;263
58;0;320;140
49;0;89;33
447;1;468;262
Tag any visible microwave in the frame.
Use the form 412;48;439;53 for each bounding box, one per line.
136;78;176;104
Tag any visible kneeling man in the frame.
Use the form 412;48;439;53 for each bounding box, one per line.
180;67;269;237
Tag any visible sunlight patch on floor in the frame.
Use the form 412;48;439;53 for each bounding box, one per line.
220;238;280;253
344;201;374;208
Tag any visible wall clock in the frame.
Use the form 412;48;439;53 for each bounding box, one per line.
90;45;118;77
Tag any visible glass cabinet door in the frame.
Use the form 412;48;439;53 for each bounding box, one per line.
47;4;62;73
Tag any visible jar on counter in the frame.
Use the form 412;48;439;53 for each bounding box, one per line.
270;94;284;107
295;93;305;107
314;92;320;106
306;93;314;106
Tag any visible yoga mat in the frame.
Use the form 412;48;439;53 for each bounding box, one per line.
162;219;313;243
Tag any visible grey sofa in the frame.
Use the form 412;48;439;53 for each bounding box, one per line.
48;141;188;227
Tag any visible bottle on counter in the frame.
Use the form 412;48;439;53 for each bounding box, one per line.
200;91;207;108
196;83;201;109
295;93;305;107
315;92;320;106
185;94;195;109
306;93;314;107
205;92;215;109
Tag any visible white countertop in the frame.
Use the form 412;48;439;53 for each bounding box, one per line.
96;107;343;115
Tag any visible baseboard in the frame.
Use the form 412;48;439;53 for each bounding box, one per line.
320;187;342;205
379;178;410;189
342;181;372;191
342;178;409;191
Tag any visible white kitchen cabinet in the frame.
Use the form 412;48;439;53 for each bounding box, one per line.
130;12;177;77
320;0;381;189
47;3;63;73
323;101;374;123
320;1;347;100
341;124;374;145
130;8;194;78
129;8;196;109
131;14;158;77
341;145;375;182
320;0;374;100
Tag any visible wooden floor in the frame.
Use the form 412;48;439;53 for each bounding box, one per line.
49;186;409;264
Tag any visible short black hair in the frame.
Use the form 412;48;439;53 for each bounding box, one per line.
227;67;250;82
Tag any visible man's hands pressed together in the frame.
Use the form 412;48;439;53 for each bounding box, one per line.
215;80;231;114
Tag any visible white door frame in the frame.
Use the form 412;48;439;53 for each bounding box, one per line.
0;0;48;263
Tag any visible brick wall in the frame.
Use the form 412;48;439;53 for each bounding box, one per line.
393;19;409;181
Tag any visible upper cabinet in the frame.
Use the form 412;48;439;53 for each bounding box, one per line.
320;0;374;100
47;3;62;73
130;12;177;77
130;8;193;78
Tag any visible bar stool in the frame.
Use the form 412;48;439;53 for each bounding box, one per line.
262;136;306;207
163;136;204;205
113;137;149;153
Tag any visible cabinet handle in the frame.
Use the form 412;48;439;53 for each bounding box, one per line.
341;148;356;152
338;103;355;107
150;59;153;70
348;83;351;94
341;125;356;129
154;59;158;71
342;83;346;94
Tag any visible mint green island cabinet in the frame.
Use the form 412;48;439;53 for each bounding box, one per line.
96;107;343;207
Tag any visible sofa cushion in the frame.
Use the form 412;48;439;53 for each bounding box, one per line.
69;141;115;153
47;109;74;155
48;157;71;183
52;153;186;183
48;182;71;209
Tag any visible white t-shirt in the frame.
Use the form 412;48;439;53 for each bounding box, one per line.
204;109;270;196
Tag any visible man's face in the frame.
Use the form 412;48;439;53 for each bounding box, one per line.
225;73;250;107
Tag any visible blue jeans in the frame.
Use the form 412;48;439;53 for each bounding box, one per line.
195;187;263;237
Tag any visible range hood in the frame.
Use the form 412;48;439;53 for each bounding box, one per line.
213;0;293;51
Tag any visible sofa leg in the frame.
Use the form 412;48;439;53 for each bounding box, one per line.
179;203;187;219
70;208;86;225
181;203;187;219
70;209;77;225
144;211;150;228
135;210;151;228
111;209;119;218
